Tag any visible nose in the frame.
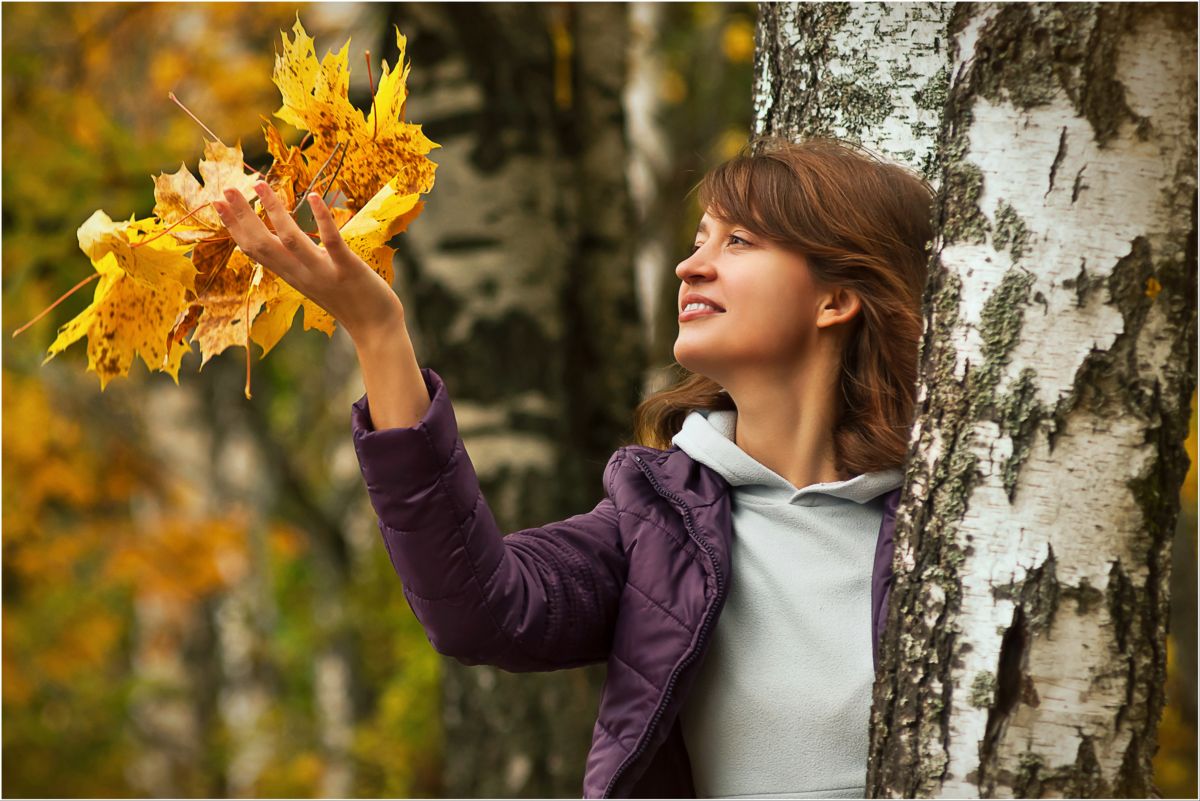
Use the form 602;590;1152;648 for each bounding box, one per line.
674;244;717;284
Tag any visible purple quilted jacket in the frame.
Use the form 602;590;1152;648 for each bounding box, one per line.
351;367;902;798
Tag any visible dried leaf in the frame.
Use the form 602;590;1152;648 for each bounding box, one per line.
76;210;196;291
272;18;438;211
45;15;436;392
42;252;191;389
152;140;260;242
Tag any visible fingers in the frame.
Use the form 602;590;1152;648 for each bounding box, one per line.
252;182;324;264
213;188;296;273
305;192;355;264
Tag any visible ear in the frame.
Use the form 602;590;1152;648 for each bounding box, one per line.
815;286;861;330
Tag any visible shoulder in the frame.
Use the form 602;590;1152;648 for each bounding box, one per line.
604;443;672;481
602;442;690;496
602;443;727;508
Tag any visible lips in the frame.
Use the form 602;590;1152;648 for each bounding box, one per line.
679;295;725;322
679;305;723;322
680;293;725;313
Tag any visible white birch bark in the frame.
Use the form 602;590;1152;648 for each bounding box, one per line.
130;375;284;796
866;4;1197;797
754;2;1196;797
625;1;673;392
753;2;951;181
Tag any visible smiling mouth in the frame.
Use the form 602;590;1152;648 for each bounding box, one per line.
679;305;725;321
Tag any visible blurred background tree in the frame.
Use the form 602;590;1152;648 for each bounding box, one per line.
1;2;1191;798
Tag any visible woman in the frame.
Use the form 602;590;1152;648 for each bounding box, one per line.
213;136;933;799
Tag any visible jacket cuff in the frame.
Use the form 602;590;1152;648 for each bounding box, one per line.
350;366;460;529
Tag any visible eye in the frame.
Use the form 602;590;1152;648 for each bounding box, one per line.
728;233;750;247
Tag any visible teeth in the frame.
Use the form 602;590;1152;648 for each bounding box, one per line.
684;302;719;312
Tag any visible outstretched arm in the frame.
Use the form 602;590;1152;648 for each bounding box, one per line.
214;182;627;671
352;367;628;672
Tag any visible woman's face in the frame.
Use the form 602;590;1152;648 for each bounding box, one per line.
673;211;831;382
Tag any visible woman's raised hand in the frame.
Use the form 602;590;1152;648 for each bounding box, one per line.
212;182;406;343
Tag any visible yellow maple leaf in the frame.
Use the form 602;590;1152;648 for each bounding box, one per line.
248;177;418;357
271;16;438;211
42;252;191;389
340;177;422;272
37;14;435;393
76;210;196;291
191;249;271;367
250;280;337;357
153;139;260;242
262;119;314;208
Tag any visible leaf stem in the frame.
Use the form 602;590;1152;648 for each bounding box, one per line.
12;273;101;338
292;141;346;219
168;91;263;178
131;202;214;248
243;285;253;399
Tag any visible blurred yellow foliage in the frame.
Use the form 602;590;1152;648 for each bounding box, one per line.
660;69;688;105
721;18;755;64
4;6;445;796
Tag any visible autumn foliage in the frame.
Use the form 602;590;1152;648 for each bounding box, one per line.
33;17;438;395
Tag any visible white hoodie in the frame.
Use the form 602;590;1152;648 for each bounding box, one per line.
671;408;903;800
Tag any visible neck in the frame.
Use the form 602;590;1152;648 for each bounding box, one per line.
719;354;848;490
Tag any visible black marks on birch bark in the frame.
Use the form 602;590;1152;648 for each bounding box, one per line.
867;255;972;795
1059;258;1096;310
1046;127;1068;198
1071;164;1088;203
997;368;1042;501
977;549;1059;795
752;3;854;142
966;4;1145;147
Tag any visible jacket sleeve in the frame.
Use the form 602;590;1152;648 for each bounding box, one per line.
350;366;628;673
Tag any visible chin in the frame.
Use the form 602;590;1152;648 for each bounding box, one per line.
673;341;718;380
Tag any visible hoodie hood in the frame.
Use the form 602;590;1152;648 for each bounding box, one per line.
671;409;903;507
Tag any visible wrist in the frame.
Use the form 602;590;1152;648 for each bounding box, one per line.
346;303;408;351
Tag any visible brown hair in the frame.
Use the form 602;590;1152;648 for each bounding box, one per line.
632;136;933;477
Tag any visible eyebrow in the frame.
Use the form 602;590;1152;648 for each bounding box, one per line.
695;219;709;235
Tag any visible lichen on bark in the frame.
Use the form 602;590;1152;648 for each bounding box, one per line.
992;200;1031;263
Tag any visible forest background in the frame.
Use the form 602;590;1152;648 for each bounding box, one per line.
1;2;1194;798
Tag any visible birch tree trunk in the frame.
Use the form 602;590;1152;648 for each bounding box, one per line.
378;4;643;796
755;2;1197;796
625;2;675;393
870;4;1195;796
753;2;951;180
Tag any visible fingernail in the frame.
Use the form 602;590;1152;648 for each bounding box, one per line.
223;188;237;200
255;181;269;194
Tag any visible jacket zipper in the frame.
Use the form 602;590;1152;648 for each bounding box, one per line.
602;453;727;798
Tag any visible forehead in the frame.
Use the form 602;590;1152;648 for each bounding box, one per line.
695;212;726;233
